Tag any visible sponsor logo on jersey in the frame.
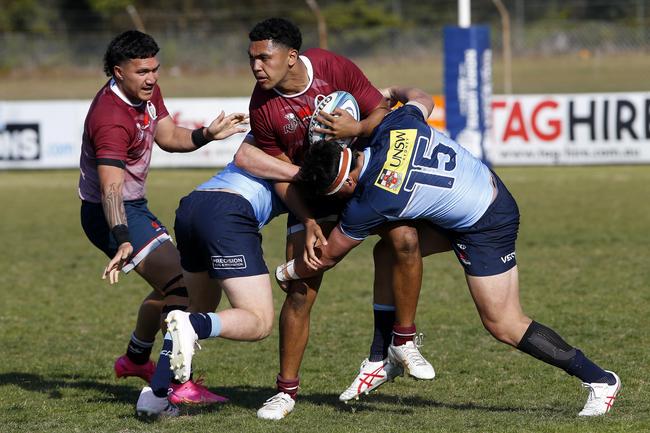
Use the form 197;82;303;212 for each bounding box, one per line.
283;113;299;134
136;101;158;138
146;100;158;121
374;129;417;194
500;251;516;263
211;255;247;270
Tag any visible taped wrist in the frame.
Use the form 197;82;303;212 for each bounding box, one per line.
191;127;210;148
517;321;576;370
111;224;130;246
276;260;299;282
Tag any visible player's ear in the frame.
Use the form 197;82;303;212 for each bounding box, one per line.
287;48;299;66
113;65;123;81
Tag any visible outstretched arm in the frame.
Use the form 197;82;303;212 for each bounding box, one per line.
154;111;248;152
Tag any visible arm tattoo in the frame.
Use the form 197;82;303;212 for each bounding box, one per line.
102;182;127;228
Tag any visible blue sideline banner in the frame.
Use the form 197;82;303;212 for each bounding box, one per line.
443;25;492;163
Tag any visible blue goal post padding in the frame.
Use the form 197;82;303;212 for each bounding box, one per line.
443;25;492;164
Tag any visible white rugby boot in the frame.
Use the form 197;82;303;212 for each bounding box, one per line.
339;358;403;402
387;334;435;380
578;370;621;416
257;392;295;420
165;310;201;383
135;386;179;418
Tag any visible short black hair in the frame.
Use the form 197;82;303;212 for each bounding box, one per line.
248;17;302;51
103;30;159;77
299;140;358;195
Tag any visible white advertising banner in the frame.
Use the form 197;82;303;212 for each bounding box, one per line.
0;97;250;170
488;92;650;165
1;92;649;169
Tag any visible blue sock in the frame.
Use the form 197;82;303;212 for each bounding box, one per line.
188;312;222;339
150;333;173;398
369;304;395;362
567;349;616;385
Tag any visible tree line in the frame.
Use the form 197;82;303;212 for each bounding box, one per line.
1;0;646;35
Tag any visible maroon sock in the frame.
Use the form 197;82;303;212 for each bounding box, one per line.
392;324;416;346
276;374;299;400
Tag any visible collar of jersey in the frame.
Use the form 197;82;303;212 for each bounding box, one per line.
358;147;372;181
110;78;145;108
272;55;314;98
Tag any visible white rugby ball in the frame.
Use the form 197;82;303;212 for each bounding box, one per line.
308;90;360;147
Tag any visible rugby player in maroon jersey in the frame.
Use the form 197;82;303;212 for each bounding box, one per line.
233;18;441;419
78;30;247;411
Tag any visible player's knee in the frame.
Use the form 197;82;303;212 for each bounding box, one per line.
247;307;274;340
389;227;419;257
482;319;520;346
257;314;275;340
140;297;165;314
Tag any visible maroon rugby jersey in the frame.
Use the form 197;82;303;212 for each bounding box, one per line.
78;79;169;203
249;48;383;164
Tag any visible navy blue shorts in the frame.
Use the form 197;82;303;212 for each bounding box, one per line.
174;190;268;279
80;199;171;273
440;174;520;277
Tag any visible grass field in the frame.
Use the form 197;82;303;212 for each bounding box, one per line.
1;166;649;433
2;52;649;100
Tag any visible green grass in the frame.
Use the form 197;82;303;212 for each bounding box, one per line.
2;52;649;100
1;166;649;432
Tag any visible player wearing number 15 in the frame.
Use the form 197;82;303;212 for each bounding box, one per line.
288;87;621;417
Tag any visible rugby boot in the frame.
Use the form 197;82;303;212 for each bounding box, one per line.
114;354;155;383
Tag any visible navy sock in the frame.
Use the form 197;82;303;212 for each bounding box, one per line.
126;333;153;365
517;321;615;385
369;304;395;362
150;333;173;398
188;313;213;339
567;350;616;385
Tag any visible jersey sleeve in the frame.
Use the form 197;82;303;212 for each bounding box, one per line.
329;52;383;117
90;115;131;162
153;85;169;121
338;195;387;241
249;89;285;157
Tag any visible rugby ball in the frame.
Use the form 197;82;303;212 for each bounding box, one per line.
308;91;360;147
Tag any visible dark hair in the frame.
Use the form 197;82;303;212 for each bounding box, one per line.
299;140;358;195
103;30;159;77
248;17;302;51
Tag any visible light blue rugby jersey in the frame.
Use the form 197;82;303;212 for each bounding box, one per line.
196;162;286;230
340;104;494;241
